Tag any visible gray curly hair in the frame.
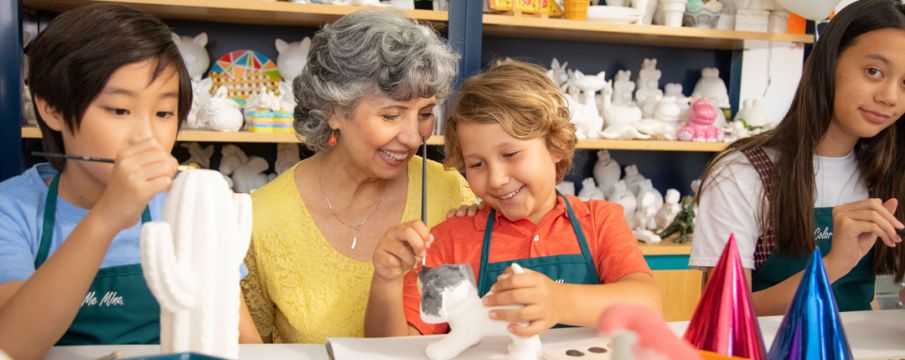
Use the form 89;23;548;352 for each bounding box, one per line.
294;9;459;152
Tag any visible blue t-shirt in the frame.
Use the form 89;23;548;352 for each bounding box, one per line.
0;163;247;284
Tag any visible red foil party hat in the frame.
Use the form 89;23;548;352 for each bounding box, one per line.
684;233;767;360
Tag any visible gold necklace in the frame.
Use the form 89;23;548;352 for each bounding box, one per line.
317;157;384;250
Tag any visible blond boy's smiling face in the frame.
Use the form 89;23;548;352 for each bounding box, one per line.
457;121;562;224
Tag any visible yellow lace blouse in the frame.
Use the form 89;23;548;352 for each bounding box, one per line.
241;156;475;343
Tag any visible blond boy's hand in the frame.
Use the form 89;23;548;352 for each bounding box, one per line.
94;137;179;231
445;203;484;218
483;267;563;337
372;220;433;282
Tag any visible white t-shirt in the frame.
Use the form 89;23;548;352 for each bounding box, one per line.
689;149;868;270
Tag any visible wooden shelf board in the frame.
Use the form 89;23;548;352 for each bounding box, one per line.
22;128;727;151
482;14;813;50
23;0;448;27
638;237;691;255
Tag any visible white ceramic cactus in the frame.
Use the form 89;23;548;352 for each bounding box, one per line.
140;170;251;359
231;157;270;194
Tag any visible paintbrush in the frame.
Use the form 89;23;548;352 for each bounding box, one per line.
32;151;115;163
32;151;191;175
421;136;428;267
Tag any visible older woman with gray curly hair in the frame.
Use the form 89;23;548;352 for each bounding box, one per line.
241;9;475;344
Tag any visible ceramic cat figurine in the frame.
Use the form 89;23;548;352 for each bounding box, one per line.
420;264;541;360
140;170;251;359
171;32;209;81
275;37;311;84
570;70;608;139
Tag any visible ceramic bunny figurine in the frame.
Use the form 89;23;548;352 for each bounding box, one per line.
607;180;637;222
274;143;301;175
593;150;621;196
420;264;541;360
180;143;214;169
548;57;570;91
691;67;730;108
655;189;682;232
198;87;243;132
570;70;608;139
677;99;724;142
219;145;249;178
171;32;209;81
578;177;606;201
140;170;251;359
622;165;646;195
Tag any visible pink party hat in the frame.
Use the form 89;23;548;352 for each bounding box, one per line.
684;233;767;360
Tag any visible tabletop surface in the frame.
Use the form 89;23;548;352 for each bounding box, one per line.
44;309;905;360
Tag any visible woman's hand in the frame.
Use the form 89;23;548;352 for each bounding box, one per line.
827;198;903;276
482;267;563;337
372;221;433;283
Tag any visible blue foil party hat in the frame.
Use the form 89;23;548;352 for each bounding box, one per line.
767;248;853;360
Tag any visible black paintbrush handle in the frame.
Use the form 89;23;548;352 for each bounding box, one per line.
32;151;115;163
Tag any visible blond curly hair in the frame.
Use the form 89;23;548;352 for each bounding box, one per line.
443;60;577;182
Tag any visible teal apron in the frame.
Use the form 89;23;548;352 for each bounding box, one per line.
752;207;875;311
476;194;600;327
35;174;160;345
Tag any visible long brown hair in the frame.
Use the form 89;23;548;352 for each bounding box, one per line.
698;0;905;281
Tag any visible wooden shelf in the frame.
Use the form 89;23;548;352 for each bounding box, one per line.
638;238;691;256
22;128;728;151
482;14;814;50
22;0;448;27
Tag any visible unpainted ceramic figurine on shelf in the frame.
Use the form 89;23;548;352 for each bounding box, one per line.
716;0;738;29
547;58;570;92
140;170;251;359
579;177;606;201
180;143;214;169
664;82;690;117
634;59;663;113
622;165;646;196
570;70;608;139
607;180;637;222
275;37;311;84
186;78;213;130
636;96;683;140
556;181;576;196
691;67;730;108
632;192;662;244
420;263;541;360
612;70;635;106
198;86;244;132
274;143;301;175
593;150;621;196
171;32;209;82
217;144;270;193
725;98;771;141
656;0;690;26
600;81;650;140
22;85;36;126
677;99;724;142
654;189;682;232
635;179;664;212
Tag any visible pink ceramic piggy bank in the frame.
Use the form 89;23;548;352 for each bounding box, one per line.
677;99;724;142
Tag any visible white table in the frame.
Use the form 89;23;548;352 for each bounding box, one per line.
45;310;905;359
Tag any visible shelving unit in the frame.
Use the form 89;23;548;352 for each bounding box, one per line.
21;127;728;151
482;14;814;49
